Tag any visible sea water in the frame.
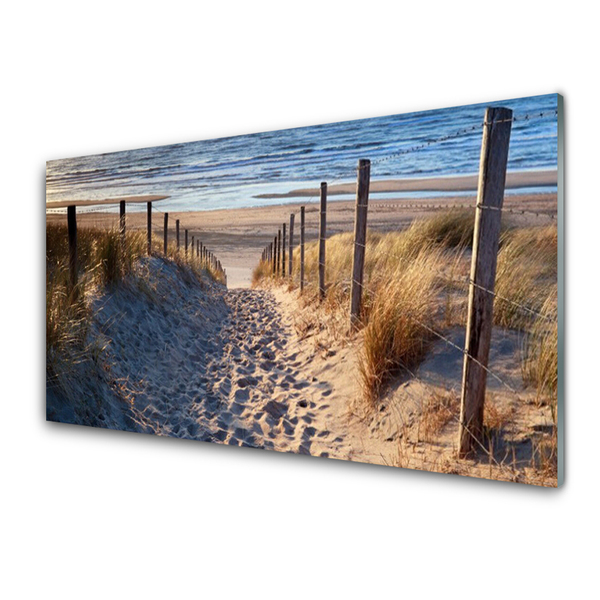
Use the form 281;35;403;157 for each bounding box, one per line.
46;93;558;212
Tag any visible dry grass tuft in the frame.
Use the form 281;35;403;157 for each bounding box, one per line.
46;222;224;367
419;391;459;442
252;259;273;287
494;225;557;329
483;396;515;434
359;248;444;406
523;289;558;417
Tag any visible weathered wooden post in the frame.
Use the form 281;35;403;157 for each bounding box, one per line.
196;239;199;258
185;229;188;258
176;219;180;252
147;201;152;255
200;242;203;263
300;206;305;293
289;213;295;277
163;212;168;255
277;229;282;276
67;205;77;291
350;159;371;329
119;200;126;247
272;236;277;275
282;222;287;277
191;236;195;261
458;106;513;457
319;182;327;299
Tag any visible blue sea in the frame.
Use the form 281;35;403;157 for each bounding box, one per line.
46;93;558;212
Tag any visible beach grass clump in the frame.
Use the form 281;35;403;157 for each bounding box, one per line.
47;223;225;360
358;248;443;406
46;260;89;360
252;259;273;287
419;391;459;442
523;288;558;416
494;225;557;330
46;224;146;360
402;208;476;251
288;210;475;300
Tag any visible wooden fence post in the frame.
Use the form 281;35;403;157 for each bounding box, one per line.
277;229;281;276
458;106;513;457
185;229;188;258
350;159;371;329
319;182;327;299
191;236;195;261
196;239;199;258
67;205;77;291
147;201;152;255
163;212;168;255
282;222;287;277
300;206;305;293
272;236;277;275
119;200;126;247
176;219;180;252
288;213;295;277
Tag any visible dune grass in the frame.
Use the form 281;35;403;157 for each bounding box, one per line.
252;258;274;287
255;210;558;415
358;247;445;405
46;225;144;361
253;211;478;402
522;288;559;416
494;225;557;330
46;223;225;362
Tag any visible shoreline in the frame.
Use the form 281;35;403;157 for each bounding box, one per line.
45;170;557;213
254;169;558;199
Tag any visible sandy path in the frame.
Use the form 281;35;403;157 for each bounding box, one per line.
185;289;353;457
90;262;355;459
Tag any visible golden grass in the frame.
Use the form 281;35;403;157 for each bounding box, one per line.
419;391;459;442
46;225;144;360
254;212;559;486
523;289;559;417
252;259;273;287
359;247;444;405
46;223;224;361
494;225;557;329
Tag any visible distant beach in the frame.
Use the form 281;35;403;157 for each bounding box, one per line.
47;186;557;288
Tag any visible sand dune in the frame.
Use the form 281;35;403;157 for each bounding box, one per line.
49;258;357;458
46;253;554;482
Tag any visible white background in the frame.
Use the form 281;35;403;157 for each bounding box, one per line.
2;2;598;598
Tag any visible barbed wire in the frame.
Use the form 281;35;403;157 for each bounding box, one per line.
367;201;556;220
356;109;558;171
277;229;556;326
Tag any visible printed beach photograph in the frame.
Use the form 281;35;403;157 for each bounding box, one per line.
46;93;562;486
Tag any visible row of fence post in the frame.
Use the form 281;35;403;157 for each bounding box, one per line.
260;183;327;297
258;106;513;458
64;202;228;293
